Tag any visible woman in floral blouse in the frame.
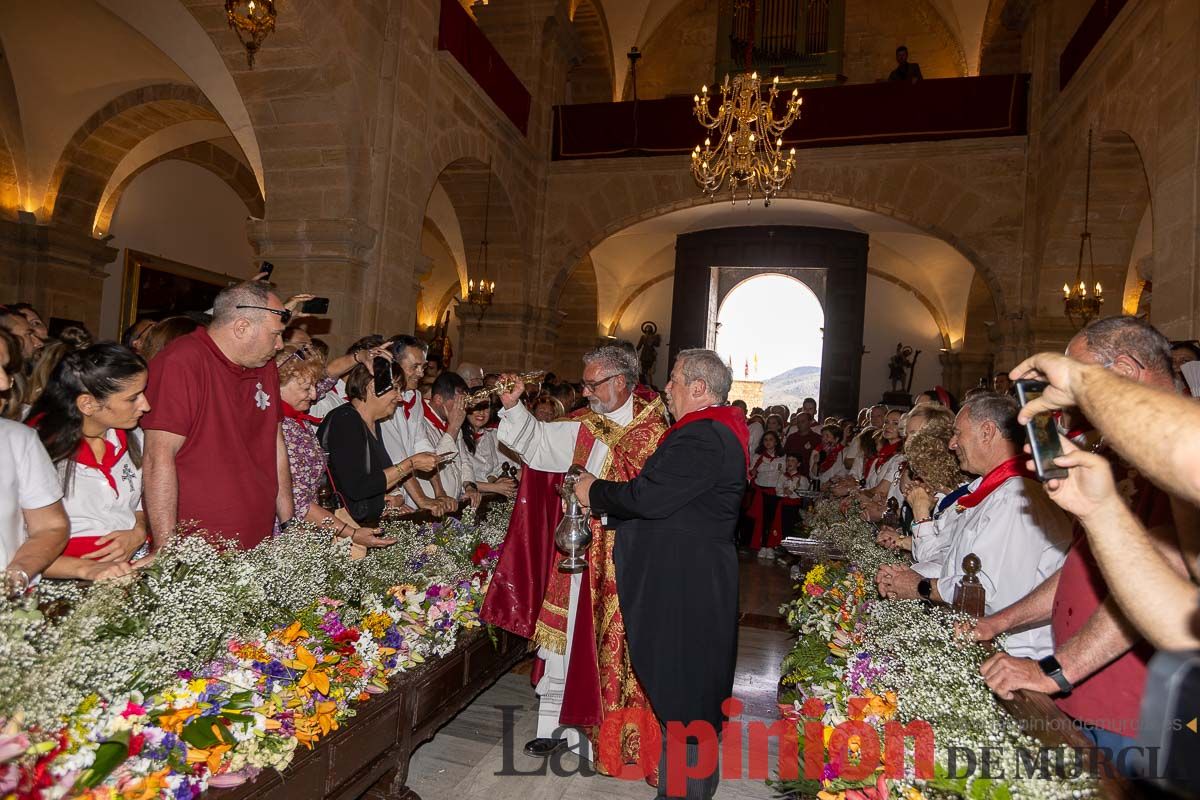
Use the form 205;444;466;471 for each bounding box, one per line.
276;344;395;547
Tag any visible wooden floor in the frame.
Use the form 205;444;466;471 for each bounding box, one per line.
404;552;795;800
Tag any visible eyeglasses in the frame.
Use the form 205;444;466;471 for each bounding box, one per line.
278;345;310;367
582;373;620;393
236;305;292;325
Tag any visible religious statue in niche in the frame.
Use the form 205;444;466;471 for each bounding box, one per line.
887;343;921;394
636;321;661;384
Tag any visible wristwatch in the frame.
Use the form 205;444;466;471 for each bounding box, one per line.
917;578;932;600
1038;655;1073;695
279;518;302;533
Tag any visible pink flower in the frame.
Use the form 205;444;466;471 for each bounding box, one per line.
121;701;147;719
806;584;825;596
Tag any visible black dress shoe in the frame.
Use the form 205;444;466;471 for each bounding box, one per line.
523;737;568;757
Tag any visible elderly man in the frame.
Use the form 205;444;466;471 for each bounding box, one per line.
379;335;457;517
142;281;294;549
480;345;668;766
574;349;747;800
974;317;1188;764
876;393;1073;658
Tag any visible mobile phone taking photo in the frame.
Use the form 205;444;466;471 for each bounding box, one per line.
260;261;275;280
300;297;330;315
1014;379;1068;481
373;357;393;398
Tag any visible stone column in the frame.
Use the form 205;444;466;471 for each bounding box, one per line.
0;215;115;332
246;218;377;354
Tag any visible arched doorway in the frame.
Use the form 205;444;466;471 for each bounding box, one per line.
716;274;824;409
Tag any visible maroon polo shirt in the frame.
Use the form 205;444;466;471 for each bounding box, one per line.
141;328;282;549
783;431;822;477
1051;459;1172;738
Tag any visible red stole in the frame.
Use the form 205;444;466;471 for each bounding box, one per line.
75;429;129;495
423;403;448;433
281;400;321;425
957;456;1028;509
751;452;782;481
863;439;901;481
659;405;751;471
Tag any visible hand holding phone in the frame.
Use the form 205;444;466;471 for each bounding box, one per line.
1014;379;1068;481
300;297;330;315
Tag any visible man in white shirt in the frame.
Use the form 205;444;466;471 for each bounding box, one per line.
420;371;477;506
379;335;455;516
0;418;70;589
876;393;1072;659
489;345;668;763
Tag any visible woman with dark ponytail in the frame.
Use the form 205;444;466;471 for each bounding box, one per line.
28;343;151;580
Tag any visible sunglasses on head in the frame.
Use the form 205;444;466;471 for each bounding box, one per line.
236;305;292;325
278;345;310;367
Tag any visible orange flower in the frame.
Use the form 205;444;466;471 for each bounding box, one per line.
185;741;232;774
286;645;331;696
155;705;200;734
273;620;310;644
121;767;172;800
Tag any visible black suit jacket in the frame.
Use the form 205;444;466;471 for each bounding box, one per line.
588;418;746;730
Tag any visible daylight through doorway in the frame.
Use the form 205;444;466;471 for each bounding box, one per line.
715;273;824;409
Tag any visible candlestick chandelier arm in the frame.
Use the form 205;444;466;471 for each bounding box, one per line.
691;72;802;206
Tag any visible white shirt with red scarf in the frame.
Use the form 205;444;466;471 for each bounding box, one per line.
379;390;461;503
62;428;143;546
751;453;786;489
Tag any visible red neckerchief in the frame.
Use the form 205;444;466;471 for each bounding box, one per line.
956;456;1028;509
818;443;844;472
424;402;448;434
658;404;751;472
863;439;902;480
399;390;418;419
281;400;321;425
75;430;128;494
751;452;781;479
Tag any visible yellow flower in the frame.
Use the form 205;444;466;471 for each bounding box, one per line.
122;767;172;800
904;788;925;800
361;612;393;638
817;791;845;800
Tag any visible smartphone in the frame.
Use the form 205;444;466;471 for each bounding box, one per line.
260;261;275;280
1014;379;1067;481
300;297;330;315
372;357;393;397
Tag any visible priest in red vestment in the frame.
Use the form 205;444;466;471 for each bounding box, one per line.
479;345;668;770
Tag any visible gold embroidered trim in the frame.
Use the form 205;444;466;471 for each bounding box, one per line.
532;620;567;655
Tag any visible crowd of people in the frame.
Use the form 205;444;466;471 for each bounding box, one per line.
5;280;1200;792
0;281;600;594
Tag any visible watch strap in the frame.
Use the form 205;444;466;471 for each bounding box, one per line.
1038;655;1073;695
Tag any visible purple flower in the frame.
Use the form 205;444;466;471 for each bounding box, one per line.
425;585;443;600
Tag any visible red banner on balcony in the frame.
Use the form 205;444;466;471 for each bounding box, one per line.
552;74;1028;161
438;0;530;135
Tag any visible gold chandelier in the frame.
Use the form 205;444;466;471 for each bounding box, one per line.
1063;130;1104;328
464;163;497;321
691;72;802;206
225;0;277;69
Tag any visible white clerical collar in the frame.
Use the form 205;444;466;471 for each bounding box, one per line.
603;392;635;424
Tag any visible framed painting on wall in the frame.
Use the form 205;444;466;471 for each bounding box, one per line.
118;250;240;333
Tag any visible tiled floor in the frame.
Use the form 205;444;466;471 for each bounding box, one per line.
405;553;795;800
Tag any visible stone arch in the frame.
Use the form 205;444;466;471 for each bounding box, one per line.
608;270;675;335
551;255;600;378
43;83;221;229
0;36;29;216
546;185;1010;325
567;0;615;103
1035;129;1151;319
95;0;265;195
961;270;999;352
866;268;952;349
93;141;264;237
430;157;524;305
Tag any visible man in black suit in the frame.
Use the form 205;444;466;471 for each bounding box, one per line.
573;348;748;799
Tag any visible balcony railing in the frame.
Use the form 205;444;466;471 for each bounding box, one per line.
437;0;531;134
552;74;1029;161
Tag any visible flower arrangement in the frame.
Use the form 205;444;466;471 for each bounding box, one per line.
0;502;512;800
774;503;1098;800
